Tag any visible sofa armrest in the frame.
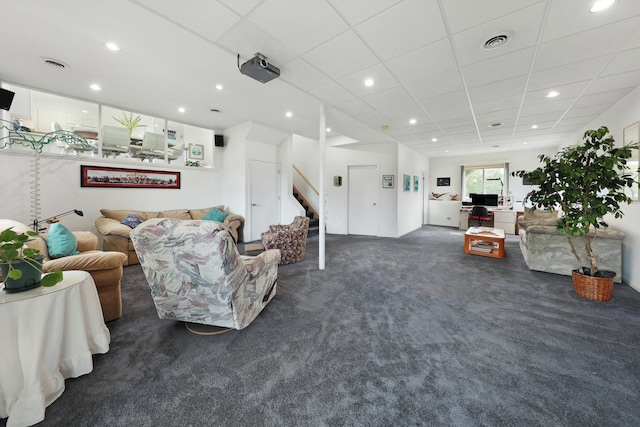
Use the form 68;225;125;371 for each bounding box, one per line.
43;250;127;273
244;249;281;278
224;213;244;225
73;231;98;252
95;217;133;238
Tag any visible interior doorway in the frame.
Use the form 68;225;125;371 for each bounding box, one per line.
348;165;379;236
249;160;280;241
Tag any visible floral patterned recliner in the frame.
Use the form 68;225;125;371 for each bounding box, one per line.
261;216;310;265
130;218;280;330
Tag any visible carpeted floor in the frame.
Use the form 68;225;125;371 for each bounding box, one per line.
14;226;640;426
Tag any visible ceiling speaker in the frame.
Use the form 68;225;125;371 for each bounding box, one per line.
214;134;224;147
0;88;15;111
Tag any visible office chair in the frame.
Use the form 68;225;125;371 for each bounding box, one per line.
470;206;492;227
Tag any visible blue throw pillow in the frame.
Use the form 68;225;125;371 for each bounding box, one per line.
203;207;228;222
121;213;143;229
47;222;79;258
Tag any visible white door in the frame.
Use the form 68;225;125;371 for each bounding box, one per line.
250;160;280;241
348;165;378;236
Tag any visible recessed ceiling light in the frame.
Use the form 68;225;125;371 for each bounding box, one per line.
523;142;528;145
82;110;88;114
409;118;417;125
590;0;615;13
364;78;374;87
178;107;186;113
531;125;539;129
89;83;101;91
546;91;560;98
431;138;438;142
326;128;331;132
105;42;120;52
215;84;223;90
444;150;449;153
286;111;292;118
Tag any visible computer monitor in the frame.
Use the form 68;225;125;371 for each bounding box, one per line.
470;193;499;206
0;88;15;111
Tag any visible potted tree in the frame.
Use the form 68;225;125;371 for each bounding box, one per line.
513;126;638;301
0;227;63;292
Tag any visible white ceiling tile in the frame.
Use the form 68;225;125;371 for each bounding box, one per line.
385;38;457;83
281;59;332;91
303;30;380;79
337;64;400;97
468;76;528;105
308;81;356;105
328;0;403;26
572;88;636;109
217;0;262;16
136;0;241;42
462;47;535;87
527;57;606;92
453;2;545;67
356;0;448;61
602;47;640;76
249;0;349;54
441;0;545;34
586;70;640;95
535;18;640;71
405;72;464;101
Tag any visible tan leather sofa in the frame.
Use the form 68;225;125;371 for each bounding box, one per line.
95;206;244;266
0;219;127;322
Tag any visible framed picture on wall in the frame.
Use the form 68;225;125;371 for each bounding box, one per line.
188;143;204;160
382;174;394;188
403;174;411;192
436;177;450;186
413;176;419;192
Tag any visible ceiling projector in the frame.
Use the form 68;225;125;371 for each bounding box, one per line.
239;53;280;83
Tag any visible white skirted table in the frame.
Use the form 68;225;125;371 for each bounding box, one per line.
0;270;110;427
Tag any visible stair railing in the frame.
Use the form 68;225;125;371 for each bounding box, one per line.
293;164;319;219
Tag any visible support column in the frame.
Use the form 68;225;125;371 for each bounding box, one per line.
319;105;326;270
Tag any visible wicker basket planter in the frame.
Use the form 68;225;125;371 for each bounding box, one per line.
571;269;615;302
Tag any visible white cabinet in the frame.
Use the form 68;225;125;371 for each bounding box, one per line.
493;210;516;234
428;200;462;227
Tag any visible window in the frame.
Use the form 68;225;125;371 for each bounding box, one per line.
462;164;506;200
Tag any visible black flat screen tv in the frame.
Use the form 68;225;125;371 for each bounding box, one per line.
470;193;499;206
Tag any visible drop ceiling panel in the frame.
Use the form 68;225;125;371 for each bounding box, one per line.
334;98;376;117
404;72;464;101
534;18;640;71
468;76;528;104
586;71;640;95
249;0;349;54
281;58;333;91
308;81;356;105
572;88;634;109
440;0;545;34
216;20;298;66
303;30;380;79
462;47;535;87
218;0;262;16
602;47;640;76
527;56;606;92
385;38;457;83
355;0;447;61
452;2;545;67
328;0;403;26
337;64;400;97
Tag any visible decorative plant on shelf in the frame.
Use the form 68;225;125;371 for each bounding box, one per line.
513;126;638;300
113;112;142;136
0;227;63;290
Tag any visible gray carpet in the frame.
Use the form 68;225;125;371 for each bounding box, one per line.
17;226;640;426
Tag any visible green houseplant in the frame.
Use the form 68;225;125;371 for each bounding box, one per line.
0;227;63;292
513;126;638;300
113;111;142;136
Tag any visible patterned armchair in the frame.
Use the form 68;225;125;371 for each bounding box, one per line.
130;218;280;330
261;216;310;265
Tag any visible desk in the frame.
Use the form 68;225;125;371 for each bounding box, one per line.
0;271;110;427
460;207;518;234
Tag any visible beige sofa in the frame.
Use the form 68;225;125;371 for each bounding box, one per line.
517;208;624;283
0;219;127;322
95;206;244;266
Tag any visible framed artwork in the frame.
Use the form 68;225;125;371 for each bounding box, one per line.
188;143;204;160
436;177;450;186
80;165;180;189
623;121;639;201
413;176;419;192
403;174;411;192
382;174;394;188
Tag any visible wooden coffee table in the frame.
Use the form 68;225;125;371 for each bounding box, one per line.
464;227;506;259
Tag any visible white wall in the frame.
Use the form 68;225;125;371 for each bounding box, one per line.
0;152;223;237
397;144;428;236
579;85;640;291
280;135;305;223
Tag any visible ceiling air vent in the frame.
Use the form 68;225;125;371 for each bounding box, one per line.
40;57;68;69
482;33;511;50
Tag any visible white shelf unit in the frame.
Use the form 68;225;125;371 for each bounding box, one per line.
428;200;462;227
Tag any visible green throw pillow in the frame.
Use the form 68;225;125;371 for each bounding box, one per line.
46;222;79;258
203;207;228;222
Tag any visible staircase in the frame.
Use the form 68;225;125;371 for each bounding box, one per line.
293;186;320;236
